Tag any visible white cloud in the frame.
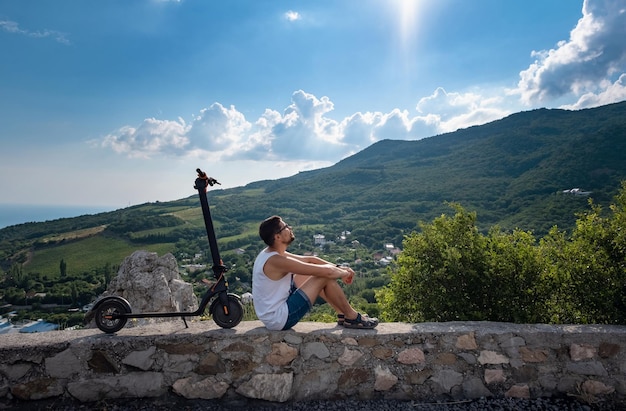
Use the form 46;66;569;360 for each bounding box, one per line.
416;88;510;134
561;73;626;109
99;88;512;163
187;103;251;152
0;19;70;45
100;118;189;158
284;11;301;22
514;0;626;107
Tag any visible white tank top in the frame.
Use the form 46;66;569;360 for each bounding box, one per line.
252;248;292;330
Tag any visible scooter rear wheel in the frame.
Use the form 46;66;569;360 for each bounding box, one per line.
211;294;244;329
95;299;129;334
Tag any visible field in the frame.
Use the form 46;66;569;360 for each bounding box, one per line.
25;235;175;278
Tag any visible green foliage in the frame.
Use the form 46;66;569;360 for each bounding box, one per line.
380;183;626;325
540;182;626;324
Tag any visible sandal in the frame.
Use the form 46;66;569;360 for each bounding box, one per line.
343;313;378;329
337;314;345;326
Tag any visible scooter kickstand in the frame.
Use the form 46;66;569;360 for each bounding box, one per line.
182;316;189;328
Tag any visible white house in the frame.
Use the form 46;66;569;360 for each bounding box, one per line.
313;234;326;246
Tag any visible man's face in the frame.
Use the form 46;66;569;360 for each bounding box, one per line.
276;220;295;245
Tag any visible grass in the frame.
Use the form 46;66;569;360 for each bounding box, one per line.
24;235;175;277
40;225;107;243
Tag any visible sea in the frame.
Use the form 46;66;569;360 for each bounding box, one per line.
0;204;116;229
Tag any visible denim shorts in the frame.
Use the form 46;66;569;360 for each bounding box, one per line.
282;288;312;330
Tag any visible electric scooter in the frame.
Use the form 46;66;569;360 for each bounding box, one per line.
87;169;244;334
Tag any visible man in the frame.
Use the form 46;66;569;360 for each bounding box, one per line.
252;215;378;330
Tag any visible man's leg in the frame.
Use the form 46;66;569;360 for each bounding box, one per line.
294;274;358;320
294;274;342;314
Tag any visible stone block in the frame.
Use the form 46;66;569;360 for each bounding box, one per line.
338;347;363;366
598;342;620;358
581;380;615;396
172;375;229;399
431;369;463;392
566;361;608;376
45;349;82;379
267;342;298;366
195;352;225;375
397;347;425;364
66;372;165;402
484;368;506;385
338;368;370;389
570;343;596;361
519;347;549;363
236;373;293;402
463;376;492;399
123;346;156;371
11;377;64;400
374;365;398;391
505;384;530;398
302;342;330;360
456;332;478;350
478;350;509;365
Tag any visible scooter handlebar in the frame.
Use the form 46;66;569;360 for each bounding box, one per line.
196;168;221;186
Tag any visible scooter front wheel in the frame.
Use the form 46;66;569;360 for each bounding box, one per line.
95;299;129;333
211;294;243;329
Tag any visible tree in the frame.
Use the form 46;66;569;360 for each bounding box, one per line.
378;203;489;322
103;262;113;288
542;182;626;324
59;259;67;278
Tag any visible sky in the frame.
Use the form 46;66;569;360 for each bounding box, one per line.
1;0;625;211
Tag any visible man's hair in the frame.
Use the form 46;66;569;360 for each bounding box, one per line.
259;215;282;246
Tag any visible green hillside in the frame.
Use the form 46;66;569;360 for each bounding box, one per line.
1;101;625;316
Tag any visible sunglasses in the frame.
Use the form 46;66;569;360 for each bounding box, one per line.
277;224;291;234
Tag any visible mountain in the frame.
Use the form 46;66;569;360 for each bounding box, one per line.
1;101;626;273
228;100;626;240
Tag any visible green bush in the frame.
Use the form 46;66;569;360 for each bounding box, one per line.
379;182;626;325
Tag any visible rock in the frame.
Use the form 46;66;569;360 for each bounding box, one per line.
397;347;425;364
66;373;166;402
338;347;364;366
519;347;549;363
484;368;506;384
478;350;509;365
506;384;530;398
570;343;596;361
236;373;294;402
172;375;229;399
91;251;198;327
122;346;157;371
267;342;298;366
463;377;493;399
302;342;330;360
456;332;478;350
432;369;463;392
45;348;82;378
581;379;615;396
374;366;398;391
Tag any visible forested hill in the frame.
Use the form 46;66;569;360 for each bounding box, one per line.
1;100;626;266
242;100;626;238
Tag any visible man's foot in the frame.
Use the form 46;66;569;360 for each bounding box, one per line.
343;313;378;329
337;314;345;326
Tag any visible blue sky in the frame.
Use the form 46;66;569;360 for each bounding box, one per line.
1;0;625;210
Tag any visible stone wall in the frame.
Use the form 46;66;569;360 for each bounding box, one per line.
0;320;624;405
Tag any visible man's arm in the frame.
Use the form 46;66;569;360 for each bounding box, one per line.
264;253;349;281
284;251;331;265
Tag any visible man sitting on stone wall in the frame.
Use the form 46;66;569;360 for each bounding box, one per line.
252;215;378;331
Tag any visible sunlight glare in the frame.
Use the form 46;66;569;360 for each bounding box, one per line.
393;0;427;48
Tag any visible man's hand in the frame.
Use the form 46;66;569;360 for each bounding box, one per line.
340;266;355;285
